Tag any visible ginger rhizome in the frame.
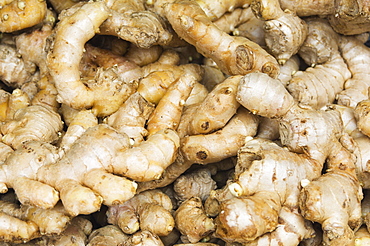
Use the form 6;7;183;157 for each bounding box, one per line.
0;0;47;33
163;0;280;77
251;0;308;64
107;189;174;236
224;71;363;245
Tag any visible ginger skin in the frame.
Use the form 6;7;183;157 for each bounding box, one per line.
164;0;280;78
0;0;47;33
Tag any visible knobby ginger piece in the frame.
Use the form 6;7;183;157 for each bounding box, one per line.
336;35;370;108
185;75;242;136
0;0;47;33
181;107;259;165
87;225;129;246
173;167;217;203
3;88;30;121
125;44;163;67
354;98;370;138
58;109;98;155
104;92;154;146
287;19;351;109
0;141;60;208
34;125;179;216
146;72;197;137
214;138;321;243
299;170;363;245
297;18;339;67
251;0;308;64
277;54;300;86
1;104;63;150
107;189;174;236
164;0;280;77
174;197;215;243
47;1;136;115
0;44;36;88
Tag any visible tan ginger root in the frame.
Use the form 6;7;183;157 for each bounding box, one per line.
107;189;174;237
251;0;308;64
0;44;37;89
99;0;173;48
354;98;370;138
1;87;63;150
47;1;140;116
87;225;130;246
233;72;362;244
174;197;215;243
213;138;320;244
181;75;242;136
35;125;179;216
0;200;71;243
286;18;351;110
336;35;370;108
180;107;259;165
277;0;370;35
104;92;154;146
163;0;280;77
137;107;258;193
146;71;198;137
0;0;47;33
173;166;217;203
299;163;363;245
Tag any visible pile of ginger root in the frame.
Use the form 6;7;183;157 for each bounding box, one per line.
2;0;370;245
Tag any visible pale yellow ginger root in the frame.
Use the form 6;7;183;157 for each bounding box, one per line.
32;125;179;216
58;109;98;155
277;54;300;86
213;138;321;244
236;72;363;245
100;10;172;48
0;44;37;88
1;103;63;149
181;107;259;165
138;52;203;105
0;89;10;122
297;18;338;67
146;72;197;137
350;136;370;189
199;65;225;92
331;104;364;139
3;88;30;121
104;92;154;146
47;1;140;116
184;75;242;136
164;0;280;77
129;230;165;246
0;200;71;243
212;7;258;35
299;168;363;245
184;81;208;106
0;142;13;164
47;0;84;13
0;0;47;33
87;225;130;246
0;212;39;243
125;44;163;66
286;20;351;109
174;197;215;243
15;24;53;77
251;0;308;64
354;98;370;138
137;107;258;193
107;189;174;236
194;0;250;21
173;167;217;203
327;0;370;35
0;141;60;208
336;35;370;108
